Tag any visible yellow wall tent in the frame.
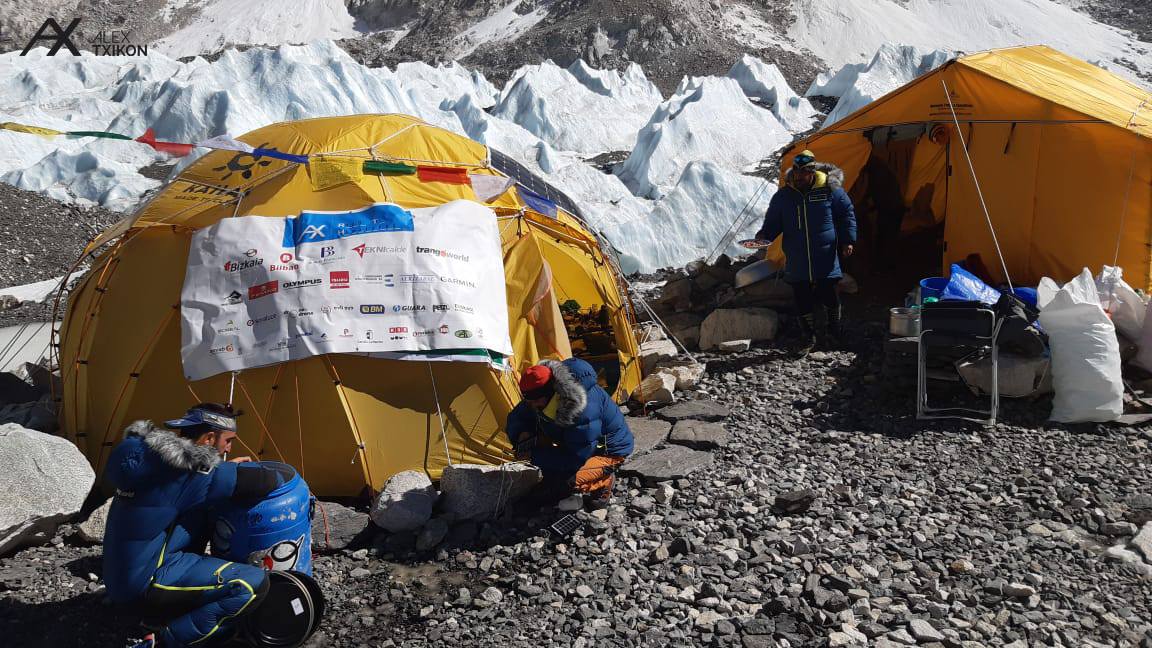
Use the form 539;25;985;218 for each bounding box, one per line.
777;45;1152;289
57;114;641;497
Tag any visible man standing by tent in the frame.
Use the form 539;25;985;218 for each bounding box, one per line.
507;358;634;509
102;403;285;648
755;149;857;352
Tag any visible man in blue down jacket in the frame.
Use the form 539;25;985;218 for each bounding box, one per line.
506;358;634;509
756;149;858;352
103;403;284;648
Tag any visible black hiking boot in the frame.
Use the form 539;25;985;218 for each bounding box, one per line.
791;314;817;357
821;306;844;351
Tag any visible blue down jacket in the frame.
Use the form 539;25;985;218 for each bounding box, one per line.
756;163;857;282
505;358;634;478
102;421;279;604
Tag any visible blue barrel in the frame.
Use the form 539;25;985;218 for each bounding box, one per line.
212;462;314;576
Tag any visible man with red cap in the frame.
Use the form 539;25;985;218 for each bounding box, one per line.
506;358;634;509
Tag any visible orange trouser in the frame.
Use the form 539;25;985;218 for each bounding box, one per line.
571;455;626;495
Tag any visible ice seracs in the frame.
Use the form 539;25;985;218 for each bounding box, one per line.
810;44;952;126
727;55;820;132
615;76;791;200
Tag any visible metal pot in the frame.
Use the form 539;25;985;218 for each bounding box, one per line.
889;307;921;337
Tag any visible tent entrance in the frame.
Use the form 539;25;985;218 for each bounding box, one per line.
845;123;947;294
562;302;622;393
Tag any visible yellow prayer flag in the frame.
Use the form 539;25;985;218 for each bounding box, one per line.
309;155;364;191
0;122;64;138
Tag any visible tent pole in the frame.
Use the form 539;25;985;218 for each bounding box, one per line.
941;79;1014;292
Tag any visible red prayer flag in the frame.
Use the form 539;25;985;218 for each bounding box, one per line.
135;128;195;157
416;165;470;185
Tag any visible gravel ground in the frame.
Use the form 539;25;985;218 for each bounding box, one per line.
0;183;120;328
2;321;1151;647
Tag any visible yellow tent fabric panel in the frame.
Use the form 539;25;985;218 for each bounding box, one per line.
958;47;1152;137
1030;125;1152;288
61;114;639;496
943;122;1044;283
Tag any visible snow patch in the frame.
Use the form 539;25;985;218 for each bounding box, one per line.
452;1;551;59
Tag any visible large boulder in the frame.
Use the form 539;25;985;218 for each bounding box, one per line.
739;278;794;307
77;498;112;544
0;395;59;433
633;373;676;404
0;424;94;555
659;278;693;310
370;470;438;532
661;313;704;350
653;361;706;390
619;445;714;485
627;418;672;455
639;339;679;375
439;463;541;521
699;308;779;350
655;399;731;423
668;420;729;450
312;501;370;552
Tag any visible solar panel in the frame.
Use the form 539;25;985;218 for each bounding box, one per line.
489;148;586;222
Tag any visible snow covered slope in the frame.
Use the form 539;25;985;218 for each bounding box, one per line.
789;0;1152;82
153;0;362;58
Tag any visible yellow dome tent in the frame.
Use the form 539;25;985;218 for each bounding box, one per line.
57;114;641;497
774;45;1152;289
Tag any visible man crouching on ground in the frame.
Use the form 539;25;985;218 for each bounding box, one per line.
103;403;285;648
506;358;634;510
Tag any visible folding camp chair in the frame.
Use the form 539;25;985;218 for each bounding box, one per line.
916;301;1003;426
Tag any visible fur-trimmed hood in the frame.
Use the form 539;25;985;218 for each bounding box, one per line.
784;162;844;190
107;421;221;490
539;359;590;426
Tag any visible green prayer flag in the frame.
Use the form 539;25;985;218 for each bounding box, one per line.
363;160;417;175
67;131;134;141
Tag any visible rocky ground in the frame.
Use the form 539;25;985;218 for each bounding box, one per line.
2;317;1151;647
0;183;120;328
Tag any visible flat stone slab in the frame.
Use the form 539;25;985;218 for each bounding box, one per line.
628;418;672;455
668;419;729;450
655;399;730;423
620;445;714;484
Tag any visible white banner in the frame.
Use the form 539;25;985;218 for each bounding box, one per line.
180;200;513;381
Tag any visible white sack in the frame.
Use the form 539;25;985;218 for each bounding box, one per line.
1038;268;1123;423
1095;265;1146;340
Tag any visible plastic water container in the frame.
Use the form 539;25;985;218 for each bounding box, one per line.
212;462;314;576
918;277;949;303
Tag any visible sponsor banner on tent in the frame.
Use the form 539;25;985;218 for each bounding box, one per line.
180;200;513;380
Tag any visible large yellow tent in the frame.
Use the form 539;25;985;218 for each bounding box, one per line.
776;45;1152;289
57;114;641;497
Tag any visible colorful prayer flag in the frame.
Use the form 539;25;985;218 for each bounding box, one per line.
363;160;417;175
197;135;255;153
0;122;64;138
135;128;195;156
469;174;515;202
310;156;364;191
517;186;558;219
66;130;134;140
417;165;470;185
252;147;310;165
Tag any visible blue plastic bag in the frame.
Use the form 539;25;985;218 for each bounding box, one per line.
942;264;1002;304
